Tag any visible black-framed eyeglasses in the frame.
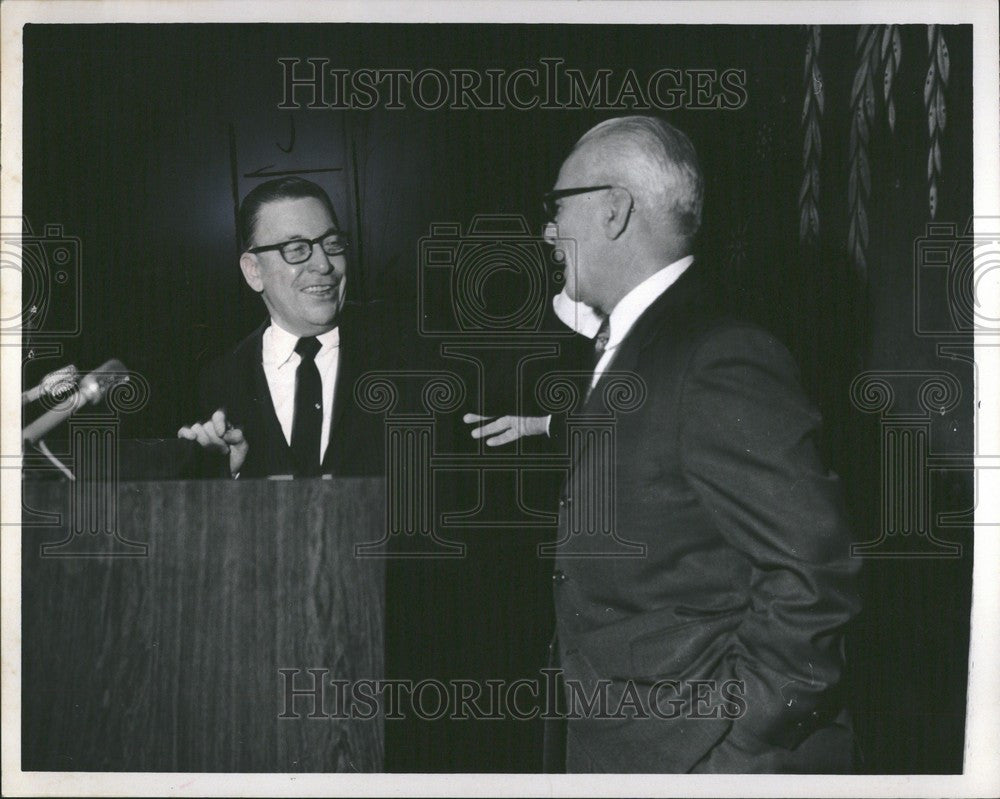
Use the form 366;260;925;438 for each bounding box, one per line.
247;230;349;265
542;185;614;221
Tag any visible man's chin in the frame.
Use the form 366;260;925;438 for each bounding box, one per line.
314;311;341;332
304;293;345;322
293;307;341;335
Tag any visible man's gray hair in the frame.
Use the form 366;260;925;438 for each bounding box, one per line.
576;115;704;241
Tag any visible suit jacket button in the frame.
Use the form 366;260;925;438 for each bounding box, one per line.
558;497;571;507
553;569;567;583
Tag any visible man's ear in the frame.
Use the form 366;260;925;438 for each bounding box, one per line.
603;187;634;240
239;253;264;293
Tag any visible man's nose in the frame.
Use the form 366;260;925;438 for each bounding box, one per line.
304;242;335;273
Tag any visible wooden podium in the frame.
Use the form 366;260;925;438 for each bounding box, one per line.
21;477;385;772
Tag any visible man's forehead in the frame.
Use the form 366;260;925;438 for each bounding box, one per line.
557;145;601;188
255;196;335;236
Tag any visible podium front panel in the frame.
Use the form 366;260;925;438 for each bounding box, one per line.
22;477;385;772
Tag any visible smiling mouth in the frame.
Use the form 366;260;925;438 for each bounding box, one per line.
301;284;339;297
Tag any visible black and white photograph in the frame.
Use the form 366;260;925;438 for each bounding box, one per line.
1;1;998;796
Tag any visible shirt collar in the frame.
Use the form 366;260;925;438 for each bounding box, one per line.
262;319;340;368
551;289;605;338
605;254;694;350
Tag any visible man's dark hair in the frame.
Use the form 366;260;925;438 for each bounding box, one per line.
237;177;341;252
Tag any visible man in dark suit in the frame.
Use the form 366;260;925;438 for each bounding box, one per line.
473;116;860;773
179;177;380;478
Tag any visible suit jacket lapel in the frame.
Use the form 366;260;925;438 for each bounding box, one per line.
322;306;365;471
245;321;294;476
330;330;354;440
571;266;709;469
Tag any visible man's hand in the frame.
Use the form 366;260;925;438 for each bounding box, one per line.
463;413;549;446
178;408;248;476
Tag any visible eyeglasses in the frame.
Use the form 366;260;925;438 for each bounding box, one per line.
247;230;349;265
542;185;614;222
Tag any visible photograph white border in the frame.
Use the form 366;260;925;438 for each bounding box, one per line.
2;2;997;796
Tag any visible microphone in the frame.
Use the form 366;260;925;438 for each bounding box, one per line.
22;364;79;405
22;359;128;446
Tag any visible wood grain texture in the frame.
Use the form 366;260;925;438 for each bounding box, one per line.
22;477;385;772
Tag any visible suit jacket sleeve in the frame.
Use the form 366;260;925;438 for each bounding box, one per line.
677;325;860;752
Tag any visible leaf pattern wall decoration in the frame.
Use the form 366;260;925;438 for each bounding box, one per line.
925;25;949;219
881;25;902;133
848;25;881;280
799;25;823;243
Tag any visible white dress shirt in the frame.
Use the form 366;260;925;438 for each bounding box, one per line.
261;320;340;463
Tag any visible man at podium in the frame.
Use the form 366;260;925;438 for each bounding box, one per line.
178;177;381;478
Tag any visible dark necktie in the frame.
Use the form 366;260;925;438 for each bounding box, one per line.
290;336;322;477
586;316;611;401
593;316;611;366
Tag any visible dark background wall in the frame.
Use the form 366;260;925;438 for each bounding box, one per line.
22;24;973;773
